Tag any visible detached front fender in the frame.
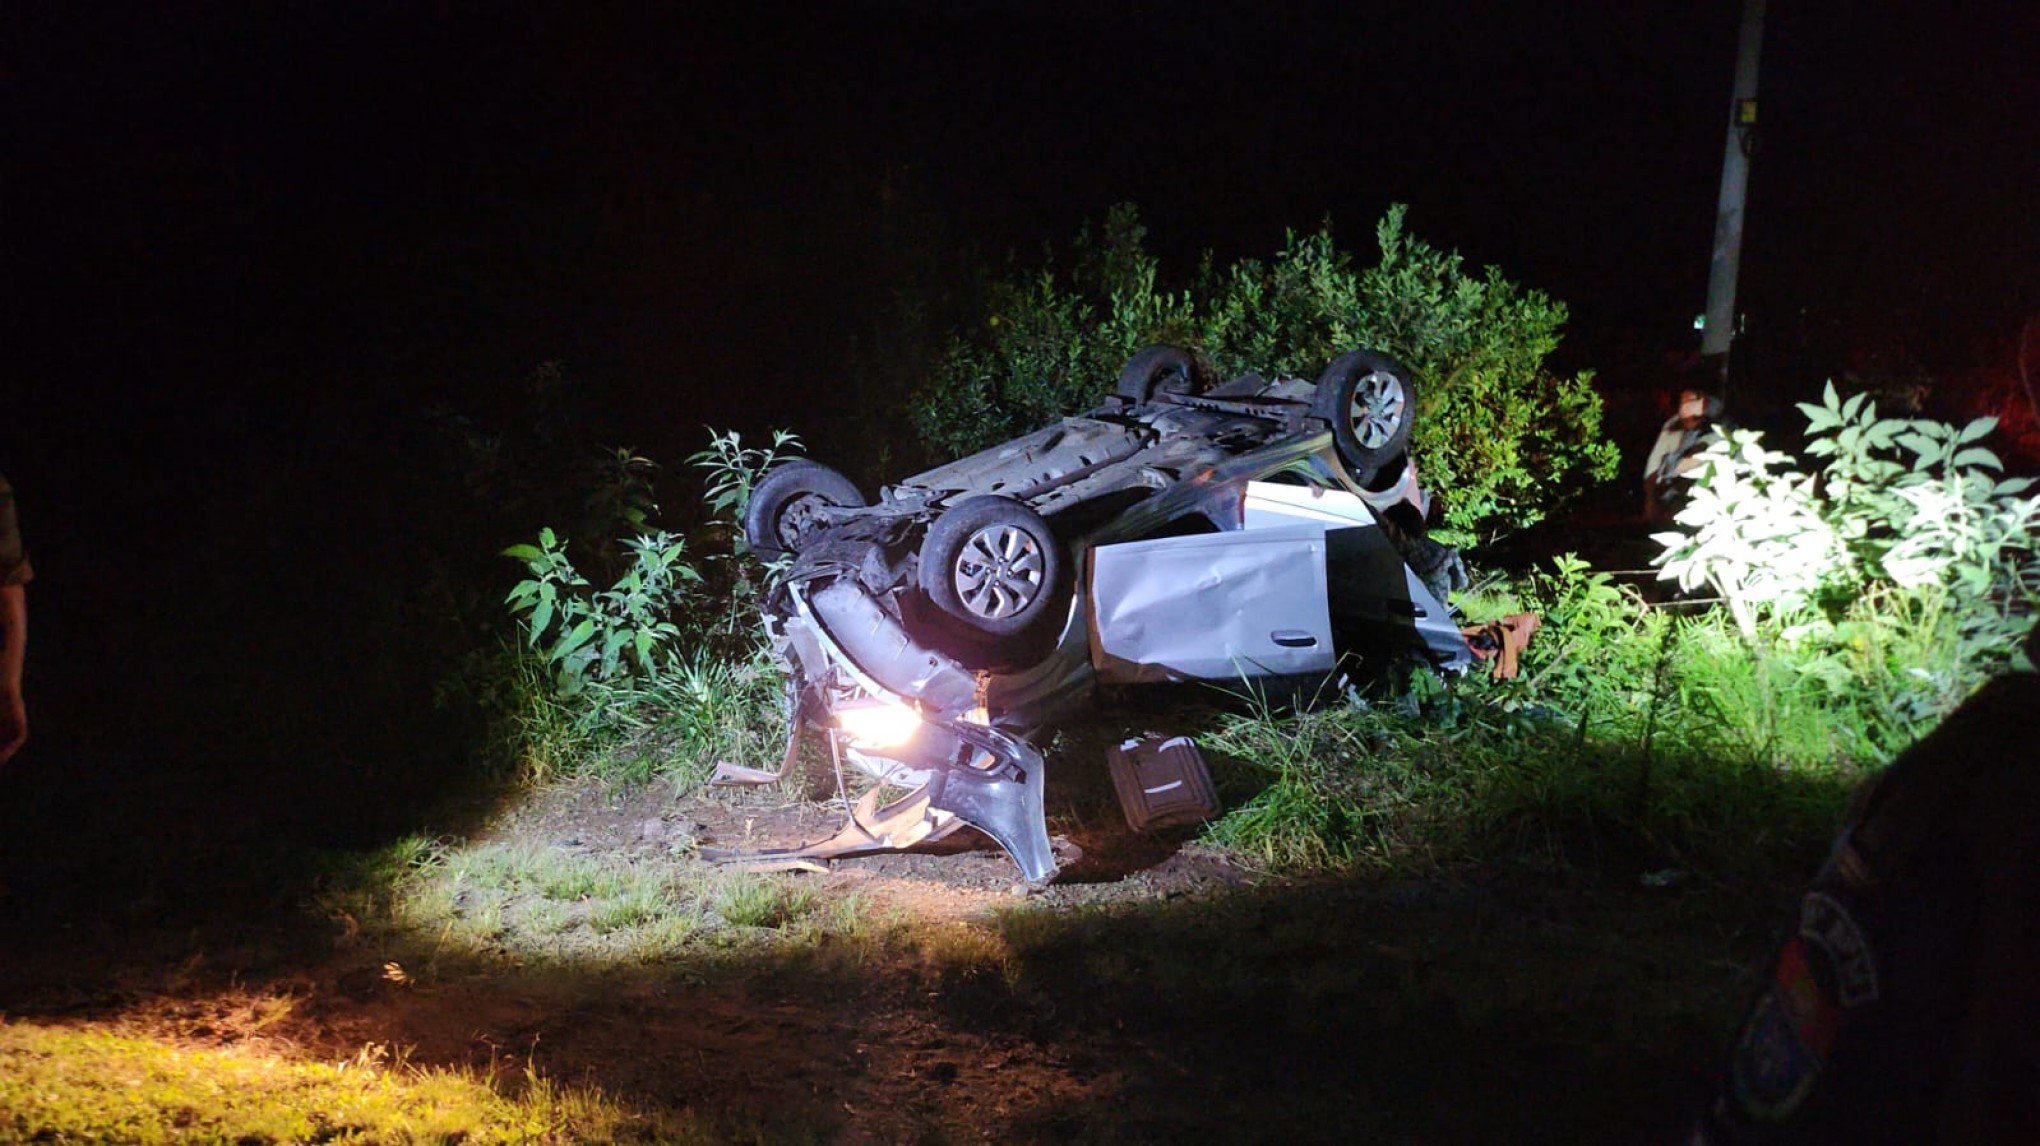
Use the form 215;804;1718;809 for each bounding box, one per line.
780;578;1060;882
919;719;1057;884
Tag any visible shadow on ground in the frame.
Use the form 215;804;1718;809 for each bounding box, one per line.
0;652;1860;1143
0;798;1797;1145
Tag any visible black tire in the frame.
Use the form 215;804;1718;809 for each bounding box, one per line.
743;460;866;560
917;496;1067;643
1312;349;1418;485
1115;344;1208;403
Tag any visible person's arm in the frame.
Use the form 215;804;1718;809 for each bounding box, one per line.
0;583;24;764
1642;428;1679;490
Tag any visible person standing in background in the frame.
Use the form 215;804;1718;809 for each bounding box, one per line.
0;474;30;765
1644;388;1729;524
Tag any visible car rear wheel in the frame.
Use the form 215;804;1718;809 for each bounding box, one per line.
744;460;866;560
1115;344;1208;403
918;496;1067;645
1313;349;1417;485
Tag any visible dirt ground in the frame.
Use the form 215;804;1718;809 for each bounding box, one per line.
268;776;1278;1138
0;760;1770;1143
508;769;1259;915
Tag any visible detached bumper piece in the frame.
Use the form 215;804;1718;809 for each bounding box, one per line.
1107;736;1219;832
703;717;1059;885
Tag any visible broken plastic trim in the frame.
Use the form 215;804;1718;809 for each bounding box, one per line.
923;719;1056;883
714;580;1060;882
702;712;1057;884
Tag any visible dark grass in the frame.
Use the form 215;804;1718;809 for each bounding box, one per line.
970;867;1767;1143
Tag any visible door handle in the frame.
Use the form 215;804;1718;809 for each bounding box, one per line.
1270;630;1318;648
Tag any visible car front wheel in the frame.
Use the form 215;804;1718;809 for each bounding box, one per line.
1313;349;1418;486
917;496;1067;646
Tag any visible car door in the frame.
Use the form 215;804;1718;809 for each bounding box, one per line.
1087;520;1338;684
1245;480;1474;672
1086;481;1470;684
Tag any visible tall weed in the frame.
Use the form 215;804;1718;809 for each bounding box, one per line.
1201;550;2014;883
685;428;803;649
493;427;806;787
504;528;700;695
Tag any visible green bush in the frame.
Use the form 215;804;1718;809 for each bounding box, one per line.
1652;430;1851;637
911;207;1194;460
504;528;701;696
910;203;1618;543
1656;383;2039;657
1203;542;2032;880
492;428;804;786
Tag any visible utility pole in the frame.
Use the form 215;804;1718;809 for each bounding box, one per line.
1701;0;1767;398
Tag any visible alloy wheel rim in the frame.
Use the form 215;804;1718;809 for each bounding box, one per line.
1348;370;1407;449
953;524;1045;619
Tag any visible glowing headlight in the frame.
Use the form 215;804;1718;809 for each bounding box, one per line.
834;700;922;749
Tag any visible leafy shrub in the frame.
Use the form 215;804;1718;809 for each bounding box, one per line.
688;428;807;546
911;207;1193;459
504;528;701;695
494;428;805;786
1652;430;1852;637
1656;383;2039;655
910;204;1618;543
1199;210;1619;542
1805;385;2039;600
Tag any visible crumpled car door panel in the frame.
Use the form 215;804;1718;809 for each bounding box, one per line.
1088;523;1338;684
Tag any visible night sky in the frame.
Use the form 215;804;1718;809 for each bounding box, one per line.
5;2;2038;793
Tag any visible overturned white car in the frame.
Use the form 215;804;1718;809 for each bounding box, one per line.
717;346;1488;881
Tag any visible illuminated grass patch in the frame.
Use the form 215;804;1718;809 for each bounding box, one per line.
1195;554;2018;879
0;1021;699;1144
709;877;817;929
320;832;863;969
